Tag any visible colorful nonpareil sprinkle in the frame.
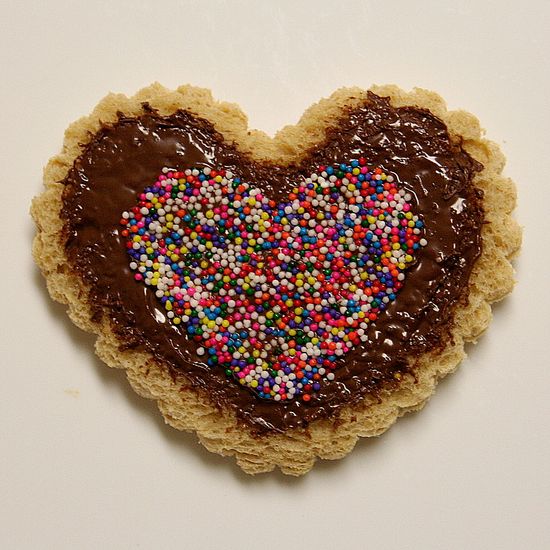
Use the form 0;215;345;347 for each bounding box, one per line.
120;160;427;402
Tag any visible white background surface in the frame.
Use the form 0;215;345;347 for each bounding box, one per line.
2;1;549;548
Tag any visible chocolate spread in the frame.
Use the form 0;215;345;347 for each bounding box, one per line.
61;93;483;433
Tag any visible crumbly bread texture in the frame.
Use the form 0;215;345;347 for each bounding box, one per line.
32;84;521;475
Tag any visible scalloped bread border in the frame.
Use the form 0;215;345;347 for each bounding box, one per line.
31;84;521;475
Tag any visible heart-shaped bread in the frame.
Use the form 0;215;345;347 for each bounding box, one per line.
32;84;520;475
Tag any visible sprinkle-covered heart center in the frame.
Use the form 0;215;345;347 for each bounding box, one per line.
120;160;426;402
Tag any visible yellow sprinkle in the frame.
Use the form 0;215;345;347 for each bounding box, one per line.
173;318;181;325
250;380;258;388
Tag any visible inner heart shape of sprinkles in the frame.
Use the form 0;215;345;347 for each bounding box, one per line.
120;160;427;403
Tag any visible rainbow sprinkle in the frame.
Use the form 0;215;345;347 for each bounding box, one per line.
120;160;427;402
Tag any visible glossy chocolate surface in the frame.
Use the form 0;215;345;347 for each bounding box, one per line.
61;93;483;433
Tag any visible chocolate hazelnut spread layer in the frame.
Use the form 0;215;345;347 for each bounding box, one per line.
61;92;483;433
